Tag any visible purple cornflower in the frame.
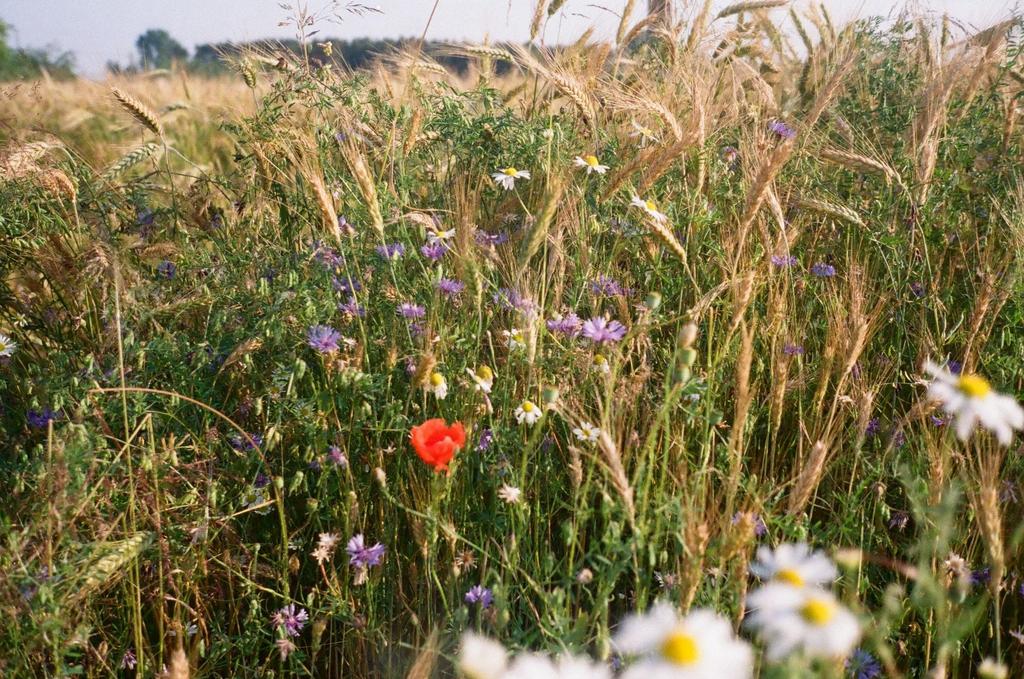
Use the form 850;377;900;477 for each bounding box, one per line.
312;241;344;269
493;288;538;318
910;281;925;298
420;242;447;261
337;215;356;236
810;262;836;277
121;650;137;670
398;302;426;319
229;433;263;451
546;313;582;338
589;275;626;297
721;145;739;167
845;648;882;679
136;208;155;227
947;359;963;375
771;254;798;267
783;343;805;356
254;473;271;489
307;325;342;353
731;511;767;537
769;120;797;139
27;408;60;429
346;534;386;569
582;316;627;344
376;242;406;260
271;604;309;637
888;510;910;532
409;321;426;338
332;276;361;295
339;296;366;318
476;428;494;451
929;415;946;427
865;418;881;438
1000;480;1018;504
328;446;348;468
970;568;991;586
475;230;509;247
308;459;322;472
437;278;465;298
464;585;494;609
157;260;176;279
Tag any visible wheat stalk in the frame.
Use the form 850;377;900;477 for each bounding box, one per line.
716;0;788;20
795;196;865;227
112;88;165;137
104;142;162;179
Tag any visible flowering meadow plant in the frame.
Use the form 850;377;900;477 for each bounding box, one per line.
4;6;1024;678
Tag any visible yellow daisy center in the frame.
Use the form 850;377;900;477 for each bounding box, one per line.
645;200;658;211
661;629;700;665
476;366;493;380
0;341;7;352
502;167;518;176
430;373;444;386
585;155;599;167
800;598;836;626
593;355;607;365
522;401;535;412
775;568;805;587
957;374;991;398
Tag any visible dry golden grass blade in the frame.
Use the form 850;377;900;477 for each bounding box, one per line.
794;196;865;227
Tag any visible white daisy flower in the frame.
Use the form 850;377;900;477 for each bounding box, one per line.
0;333;16;357
745;585;861;661
458;633;507;679
574;154;609;175
426;372;448;400
630;195;668;223
924;360;1024;445
498;484;522;504
491;167;530;191
749;542;837;589
503;328;527;351
592;354;610;374
628;120;660;146
614;602;754;679
502;653;611;679
978;658;1009;679
516;400;542;426
467;365;494;393
427;227;456;243
573;422;601;443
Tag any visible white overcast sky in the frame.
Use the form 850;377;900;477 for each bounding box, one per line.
2;0;1017;76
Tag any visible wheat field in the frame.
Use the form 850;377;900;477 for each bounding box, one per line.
2;3;1024;677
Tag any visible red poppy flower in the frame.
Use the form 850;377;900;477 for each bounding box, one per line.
410;418;466;472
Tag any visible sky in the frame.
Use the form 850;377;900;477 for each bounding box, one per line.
2;0;1017;77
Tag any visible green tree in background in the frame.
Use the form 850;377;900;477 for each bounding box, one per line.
135;29;188;69
0;19;74;80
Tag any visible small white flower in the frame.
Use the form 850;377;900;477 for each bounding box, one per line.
978;658;1009;679
614;602;754;679
0;333;16;357
924;360;1024;445
516;400;542;426
573;422;601;443
311;532;339;564
574;154;609;175
502;653;611;679
459;633;507;679
749;542;837;588
427;227;456;243
426;372;448;400
592;354;610;374
745;585;861;661
491;166;530;191
630;195;668;223
503;328;527;350
628;120;660;146
467;365;494;393
498;484;522;504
